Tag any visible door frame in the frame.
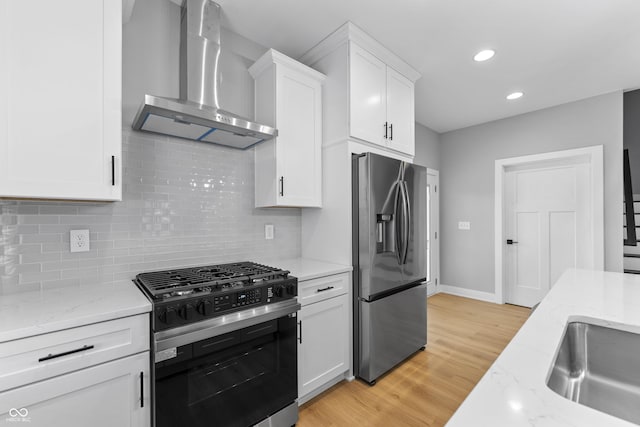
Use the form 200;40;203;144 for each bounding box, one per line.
426;168;439;296
494;145;604;304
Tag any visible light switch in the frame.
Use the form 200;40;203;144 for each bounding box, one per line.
458;221;471;230
265;224;275;240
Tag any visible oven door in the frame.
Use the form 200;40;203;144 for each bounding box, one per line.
154;309;298;427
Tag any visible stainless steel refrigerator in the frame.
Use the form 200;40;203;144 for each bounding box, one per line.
352;152;427;384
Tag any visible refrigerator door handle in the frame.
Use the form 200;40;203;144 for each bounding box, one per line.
394;184;402;265
401;180;411;264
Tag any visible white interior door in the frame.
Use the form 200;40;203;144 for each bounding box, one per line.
504;162;592;307
426;169;439;296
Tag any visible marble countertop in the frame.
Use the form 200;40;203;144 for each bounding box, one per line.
258;257;352;282
0;281;151;343
0;259;348;343
447;269;640;427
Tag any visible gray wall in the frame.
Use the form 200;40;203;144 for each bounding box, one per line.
624;89;640;192
414;123;440;170
0;0;301;294
440;92;623;294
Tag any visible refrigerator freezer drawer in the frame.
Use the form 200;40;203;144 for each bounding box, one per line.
358;283;427;383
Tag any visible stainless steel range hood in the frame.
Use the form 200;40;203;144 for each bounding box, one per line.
132;0;276;149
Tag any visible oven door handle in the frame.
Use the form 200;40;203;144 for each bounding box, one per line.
154;299;301;352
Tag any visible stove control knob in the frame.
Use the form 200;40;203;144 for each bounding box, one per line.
198;300;213;316
161;307;177;325
273;285;284;297
180;304;196;321
286;283;296;295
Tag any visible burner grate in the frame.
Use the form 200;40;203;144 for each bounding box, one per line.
135;262;289;298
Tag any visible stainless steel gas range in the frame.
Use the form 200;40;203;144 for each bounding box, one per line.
134;261;300;427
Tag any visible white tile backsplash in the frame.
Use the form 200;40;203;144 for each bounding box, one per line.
0;129;301;293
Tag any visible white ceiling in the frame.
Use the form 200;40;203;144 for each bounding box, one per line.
216;0;640;133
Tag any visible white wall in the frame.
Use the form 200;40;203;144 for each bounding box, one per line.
414;123;440;170
440;92;623;294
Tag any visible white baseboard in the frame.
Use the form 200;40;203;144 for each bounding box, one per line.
438;284;499;303
426;282;437;297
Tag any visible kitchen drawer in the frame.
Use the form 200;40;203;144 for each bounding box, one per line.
0;314;149;392
298;273;349;306
0;352;150;427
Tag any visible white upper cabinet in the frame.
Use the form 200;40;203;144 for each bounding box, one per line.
350;43;415;156
0;0;122;201
385;66;415;156
250;49;325;208
301;22;420;158
350;45;387;146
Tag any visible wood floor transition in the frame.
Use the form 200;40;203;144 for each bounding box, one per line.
297;293;531;427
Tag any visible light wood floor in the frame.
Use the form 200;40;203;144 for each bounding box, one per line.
298;293;530;427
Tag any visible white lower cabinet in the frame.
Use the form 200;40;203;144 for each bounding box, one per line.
0;352;150;427
0;314;150;427
298;273;350;402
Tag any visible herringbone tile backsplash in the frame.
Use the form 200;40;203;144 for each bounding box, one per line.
0;129;301;293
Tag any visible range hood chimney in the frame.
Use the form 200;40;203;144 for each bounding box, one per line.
132;0;276;149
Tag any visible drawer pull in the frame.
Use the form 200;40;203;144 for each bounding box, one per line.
140;371;144;408
316;286;335;293
111;156;116;186
38;345;94;362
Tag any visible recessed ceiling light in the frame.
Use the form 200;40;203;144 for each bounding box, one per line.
506;91;524;100
473;49;495;62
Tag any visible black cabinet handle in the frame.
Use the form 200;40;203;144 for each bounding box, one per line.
298;321;303;344
316;286;335;293
506;239;518;245
389;123;393;141
140;371;144;408
38;345;94;362
279;176;284;197
111;156;115;186
384;122;388;139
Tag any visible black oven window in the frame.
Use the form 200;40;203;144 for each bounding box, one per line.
155;315;297;427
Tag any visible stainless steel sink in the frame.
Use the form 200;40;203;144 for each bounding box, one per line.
547;321;640;424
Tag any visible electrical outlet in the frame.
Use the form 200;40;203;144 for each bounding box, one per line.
265;224;275;240
458;221;471;230
70;229;90;253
